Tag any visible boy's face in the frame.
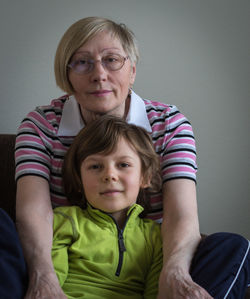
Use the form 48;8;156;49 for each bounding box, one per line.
80;137;147;223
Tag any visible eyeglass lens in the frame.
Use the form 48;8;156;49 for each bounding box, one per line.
69;54;127;74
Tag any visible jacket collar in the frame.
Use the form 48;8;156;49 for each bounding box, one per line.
57;90;151;137
86;203;144;226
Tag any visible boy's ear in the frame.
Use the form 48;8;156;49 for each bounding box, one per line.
140;175;151;189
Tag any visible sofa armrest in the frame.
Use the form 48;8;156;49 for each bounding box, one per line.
0;134;16;221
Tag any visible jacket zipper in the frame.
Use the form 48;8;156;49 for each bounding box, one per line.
108;213;132;277
115;228;126;276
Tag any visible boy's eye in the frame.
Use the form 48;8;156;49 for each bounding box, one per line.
89;164;101;170
119;162;130;168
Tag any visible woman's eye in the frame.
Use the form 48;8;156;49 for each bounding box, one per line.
72;57;91;65
104;56;118;63
77;59;87;65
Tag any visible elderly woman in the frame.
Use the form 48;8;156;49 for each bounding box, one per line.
15;17;249;299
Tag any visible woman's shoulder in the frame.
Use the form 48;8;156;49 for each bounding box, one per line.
34;94;68;117
143;97;186;125
143;97;179;114
142;97;189;132
17;94;69;134
22;94;67;120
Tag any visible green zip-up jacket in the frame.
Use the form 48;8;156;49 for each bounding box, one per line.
52;204;162;299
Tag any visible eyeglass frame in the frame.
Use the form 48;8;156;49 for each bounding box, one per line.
67;53;129;75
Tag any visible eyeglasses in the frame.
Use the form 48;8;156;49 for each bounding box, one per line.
68;53;129;75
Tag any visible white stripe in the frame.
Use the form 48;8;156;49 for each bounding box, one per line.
223;240;250;298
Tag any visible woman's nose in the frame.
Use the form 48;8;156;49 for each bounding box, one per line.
90;61;108;82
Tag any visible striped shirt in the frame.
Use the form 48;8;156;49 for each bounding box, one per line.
15;91;197;222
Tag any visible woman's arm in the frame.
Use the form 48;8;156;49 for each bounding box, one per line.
157;179;213;299
16;176;67;299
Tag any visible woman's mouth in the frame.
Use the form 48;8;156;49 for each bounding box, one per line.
90;90;112;97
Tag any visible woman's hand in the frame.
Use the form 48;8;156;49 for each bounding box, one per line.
157;264;213;299
16;177;66;299
24;271;67;299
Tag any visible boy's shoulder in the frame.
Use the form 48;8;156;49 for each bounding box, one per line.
53;205;85;219
139;217;161;240
142;217;161;228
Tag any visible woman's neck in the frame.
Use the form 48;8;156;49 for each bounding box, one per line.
79;96;131;125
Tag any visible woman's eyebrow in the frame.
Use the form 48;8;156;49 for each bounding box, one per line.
75;47;121;55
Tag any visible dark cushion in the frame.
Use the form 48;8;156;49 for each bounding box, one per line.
0;134;16;220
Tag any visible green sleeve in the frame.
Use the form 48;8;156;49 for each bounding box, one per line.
143;223;163;299
52;208;78;286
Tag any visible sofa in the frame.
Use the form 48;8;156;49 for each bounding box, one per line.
0;134;249;298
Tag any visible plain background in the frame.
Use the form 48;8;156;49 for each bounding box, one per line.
0;0;249;238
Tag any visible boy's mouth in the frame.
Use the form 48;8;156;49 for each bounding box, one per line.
100;189;123;195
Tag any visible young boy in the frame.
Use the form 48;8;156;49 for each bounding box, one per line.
52;115;163;299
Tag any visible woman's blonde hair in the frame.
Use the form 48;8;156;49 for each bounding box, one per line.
63;115;161;217
54;17;139;94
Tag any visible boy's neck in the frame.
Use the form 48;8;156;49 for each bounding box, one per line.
108;208;129;229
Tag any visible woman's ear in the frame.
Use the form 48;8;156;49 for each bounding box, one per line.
129;64;136;86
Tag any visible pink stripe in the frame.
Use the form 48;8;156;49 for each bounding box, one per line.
51;195;70;206
15;149;50;161
163;166;196;175
16;135;45;146
26;111;55;130
50;177;63;185
146;212;163;221
52;143;67;150
149;194;162;204
165;152;196;160
16;163;49;174
171;138;195;146
171;113;185;122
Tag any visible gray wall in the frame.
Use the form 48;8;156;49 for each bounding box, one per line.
1;0;249;238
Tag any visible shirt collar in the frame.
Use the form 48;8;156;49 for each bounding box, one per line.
57;95;85;136
57;90;152;137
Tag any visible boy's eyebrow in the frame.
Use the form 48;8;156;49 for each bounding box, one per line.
83;156;99;162
84;155;136;161
117;155;135;160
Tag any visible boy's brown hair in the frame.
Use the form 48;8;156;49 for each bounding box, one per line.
62;115;162;216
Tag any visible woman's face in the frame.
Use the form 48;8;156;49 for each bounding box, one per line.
68;31;136;123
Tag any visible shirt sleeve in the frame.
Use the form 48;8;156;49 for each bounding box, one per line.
52;208;78;286
15;108;54;182
162;105;197;182
150;104;198;183
143;223;163;298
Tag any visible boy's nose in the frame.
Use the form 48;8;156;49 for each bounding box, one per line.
102;167;118;182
